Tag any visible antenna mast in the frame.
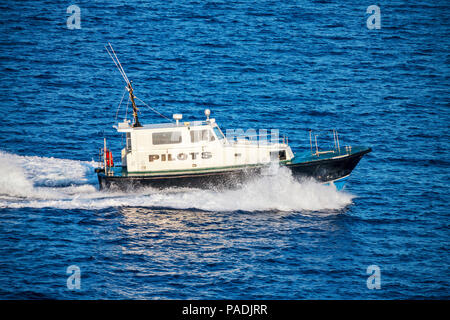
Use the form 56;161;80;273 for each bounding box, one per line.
105;43;142;127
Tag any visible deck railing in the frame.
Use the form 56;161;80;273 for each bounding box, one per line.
309;129;352;157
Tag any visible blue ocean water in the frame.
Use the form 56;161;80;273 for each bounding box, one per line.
0;0;449;299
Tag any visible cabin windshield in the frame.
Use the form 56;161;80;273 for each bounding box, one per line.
213;126;225;140
190;129;215;143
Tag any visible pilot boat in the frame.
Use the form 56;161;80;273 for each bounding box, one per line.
96;45;371;190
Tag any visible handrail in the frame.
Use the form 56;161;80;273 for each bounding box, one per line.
310;129;343;157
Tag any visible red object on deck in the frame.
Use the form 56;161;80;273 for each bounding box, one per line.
105;149;114;167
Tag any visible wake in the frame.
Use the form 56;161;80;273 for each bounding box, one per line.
0;151;354;212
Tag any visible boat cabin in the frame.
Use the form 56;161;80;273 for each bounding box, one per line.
114;110;294;174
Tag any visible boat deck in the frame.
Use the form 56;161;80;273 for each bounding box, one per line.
288;145;371;165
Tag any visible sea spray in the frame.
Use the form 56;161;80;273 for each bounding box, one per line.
0;153;34;198
0;151;354;211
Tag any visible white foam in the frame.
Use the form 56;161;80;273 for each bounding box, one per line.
0;151;354;212
0;154;34;198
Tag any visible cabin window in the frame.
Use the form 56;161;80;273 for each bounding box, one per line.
126;133;131;151
190;129;215;143
270;150;286;161
213;127;225;140
152;131;182;145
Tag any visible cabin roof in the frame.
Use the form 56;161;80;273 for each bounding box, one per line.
116;120;214;132
141;120;209;129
